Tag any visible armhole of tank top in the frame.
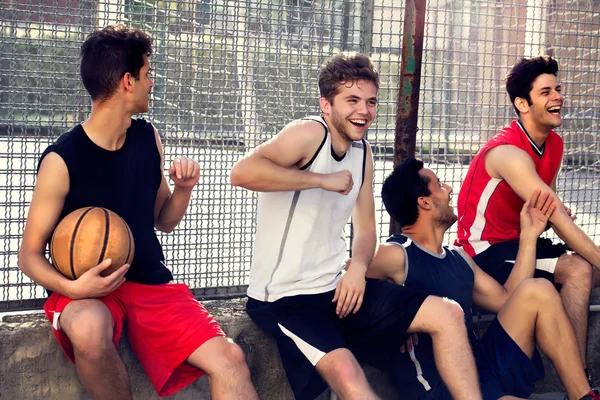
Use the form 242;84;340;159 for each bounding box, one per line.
299;125;328;171
388;240;409;285
147;121;163;183
360;138;367;188
454;247;475;273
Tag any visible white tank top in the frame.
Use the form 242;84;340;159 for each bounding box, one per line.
247;116;367;302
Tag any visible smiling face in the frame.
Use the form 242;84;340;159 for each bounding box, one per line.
320;79;378;143
419;168;457;230
518;73;563;130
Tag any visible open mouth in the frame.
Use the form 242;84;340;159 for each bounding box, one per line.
349;119;367;127
547;106;561;115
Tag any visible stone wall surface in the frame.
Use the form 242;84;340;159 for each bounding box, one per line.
3;294;600;399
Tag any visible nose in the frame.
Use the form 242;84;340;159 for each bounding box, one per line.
444;183;453;194
357;101;369;115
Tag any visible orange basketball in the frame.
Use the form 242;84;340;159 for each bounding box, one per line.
50;207;135;279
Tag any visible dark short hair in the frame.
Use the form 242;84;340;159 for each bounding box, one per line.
318;52;379;103
382;158;431;228
80;24;153;101
506;56;559;115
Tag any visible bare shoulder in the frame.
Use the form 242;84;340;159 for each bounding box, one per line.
485;144;536;178
368;242;406;283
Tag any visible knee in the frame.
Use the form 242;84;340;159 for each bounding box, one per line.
515;278;559;305
61;303;114;358
429;297;465;334
557;255;593;287
208;341;249;375
324;354;363;385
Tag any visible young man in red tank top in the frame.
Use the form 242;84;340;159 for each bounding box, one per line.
456;56;598;383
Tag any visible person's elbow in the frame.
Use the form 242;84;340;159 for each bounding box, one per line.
18;246;36;277
229;160;252;188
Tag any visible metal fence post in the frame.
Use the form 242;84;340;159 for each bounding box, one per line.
390;0;427;236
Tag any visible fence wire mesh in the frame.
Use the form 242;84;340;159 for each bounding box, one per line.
1;0;599;310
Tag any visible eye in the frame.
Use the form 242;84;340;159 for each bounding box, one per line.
368;100;378;106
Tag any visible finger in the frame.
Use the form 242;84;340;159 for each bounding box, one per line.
537;191;551;211
342;292;357;317
332;282;340;302
192;161;201;180
173;158;182;179
186;159;195;179
541;196;554;215
521;198;531;215
92;258;113;272
109;276;127;292
352;292;364;314
406;338;413;353
339;290;353;317
532;189;542;207
412;333;419;345
400;344;406;353
105;263;130;283
336;290;348;315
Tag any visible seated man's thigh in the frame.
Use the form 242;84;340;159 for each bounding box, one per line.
340;279;427;363
247;291;348;399
475;318;544;400
44;292;125;362
124;282;226;397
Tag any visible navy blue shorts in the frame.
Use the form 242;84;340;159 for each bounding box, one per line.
474;238;568;290
246;278;428;400
424;318;544;400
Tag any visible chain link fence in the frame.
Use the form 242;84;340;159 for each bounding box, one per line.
1;0;599;310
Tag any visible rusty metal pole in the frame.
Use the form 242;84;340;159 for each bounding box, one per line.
390;0;427;235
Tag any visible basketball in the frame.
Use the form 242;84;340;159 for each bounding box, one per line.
50;207;135;279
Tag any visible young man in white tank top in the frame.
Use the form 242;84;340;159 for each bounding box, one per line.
231;52;482;400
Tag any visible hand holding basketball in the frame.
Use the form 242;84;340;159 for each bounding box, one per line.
67;258;129;299
169;156;200;189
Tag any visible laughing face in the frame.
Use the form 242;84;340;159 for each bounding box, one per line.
523;73;563;130
320;79;378;143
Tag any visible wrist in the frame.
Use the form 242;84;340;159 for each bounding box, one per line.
348;261;368;273
60;278;78;299
173;185;194;195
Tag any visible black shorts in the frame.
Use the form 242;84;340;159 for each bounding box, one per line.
473;238;568;289
246;278;428;400
424;318;544;400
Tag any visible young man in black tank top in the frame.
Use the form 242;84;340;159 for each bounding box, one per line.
18;25;258;400
365;158;597;400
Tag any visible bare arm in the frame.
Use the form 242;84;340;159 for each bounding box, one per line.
18;153;127;299
334;143;376;317
486;145;600;268
365;242;407;284
471;189;555;312
348;143;377;273
154;128;200;233
230;120;352;193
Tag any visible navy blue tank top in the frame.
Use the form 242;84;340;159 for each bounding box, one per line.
384;234;476;398
39;118;173;284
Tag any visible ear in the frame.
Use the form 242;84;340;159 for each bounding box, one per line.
319;97;330;115
122;72;134;93
514;97;529;114
417;196;432;211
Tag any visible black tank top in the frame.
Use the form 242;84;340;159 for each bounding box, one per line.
39;118;173;284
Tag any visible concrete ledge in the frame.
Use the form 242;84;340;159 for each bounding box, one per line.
3;296;600;399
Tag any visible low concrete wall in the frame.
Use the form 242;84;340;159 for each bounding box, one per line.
2;293;600;399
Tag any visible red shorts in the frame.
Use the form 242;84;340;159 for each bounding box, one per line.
43;282;225;397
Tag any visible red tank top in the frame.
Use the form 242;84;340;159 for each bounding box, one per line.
454;120;563;256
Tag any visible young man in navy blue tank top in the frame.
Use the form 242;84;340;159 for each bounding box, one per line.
365;158;598;400
18;25;258;400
